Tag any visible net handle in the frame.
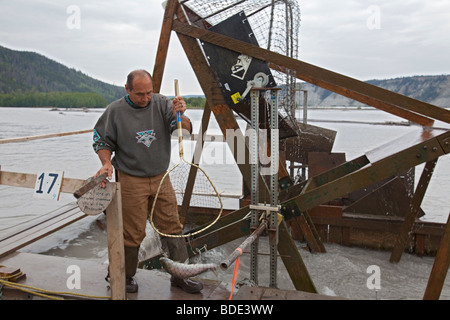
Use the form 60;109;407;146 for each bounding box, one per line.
174;79;184;159
148;79;224;239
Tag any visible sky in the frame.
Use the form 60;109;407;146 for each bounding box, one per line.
0;0;449;95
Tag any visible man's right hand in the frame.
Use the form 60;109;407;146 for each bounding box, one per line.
95;149;113;188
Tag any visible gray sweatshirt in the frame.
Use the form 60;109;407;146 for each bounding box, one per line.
93;94;189;177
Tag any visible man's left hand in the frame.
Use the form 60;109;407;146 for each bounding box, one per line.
172;96;187;116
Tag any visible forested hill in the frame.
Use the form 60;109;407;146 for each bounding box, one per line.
0;45;125;107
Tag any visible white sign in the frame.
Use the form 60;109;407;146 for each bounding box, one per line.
33;171;64;200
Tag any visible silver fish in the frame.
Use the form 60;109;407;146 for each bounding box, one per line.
159;256;217;279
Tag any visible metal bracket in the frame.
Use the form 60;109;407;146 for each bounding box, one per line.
249;203;281;212
238;72;270;101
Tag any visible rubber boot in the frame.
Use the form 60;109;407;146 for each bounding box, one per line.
160;237;203;294
124;246;139;293
160;237;188;263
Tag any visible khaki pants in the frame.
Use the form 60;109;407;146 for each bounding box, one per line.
118;170;183;248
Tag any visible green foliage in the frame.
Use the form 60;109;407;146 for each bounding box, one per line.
0;91;107;108
184;96;206;108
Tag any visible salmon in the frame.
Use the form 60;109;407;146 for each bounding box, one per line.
159;256;217;279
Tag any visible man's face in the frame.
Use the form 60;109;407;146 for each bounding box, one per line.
125;75;153;108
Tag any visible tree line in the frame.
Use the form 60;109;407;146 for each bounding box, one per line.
0;91;107;108
184;96;206;108
0;92;206;109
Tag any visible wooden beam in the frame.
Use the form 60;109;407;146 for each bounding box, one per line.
188;217;250;253
279;157;369;251
277;220;317;293
423;214;450;300
105;183;126;300
0;204;83;243
173;6;265;199
283;129;448;217
291;214;324;253
390;160;438;263
0;170;84;194
174;6;227;107
0;205;86;259
0;129;92;145
172;5;322;253
171;20;450;126
152;0;179;93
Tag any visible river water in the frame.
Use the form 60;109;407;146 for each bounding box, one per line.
0;106;449;300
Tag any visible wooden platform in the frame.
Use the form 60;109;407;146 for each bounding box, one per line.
233;286;345;300
0;203;87;260
0;252;226;300
0;252;341;300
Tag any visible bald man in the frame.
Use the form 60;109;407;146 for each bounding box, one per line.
93;70;202;294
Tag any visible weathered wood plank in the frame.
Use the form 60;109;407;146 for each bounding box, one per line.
277;220;317;293
0;170;85;194
283;129;447;216
0;129;92;145
152;0;179;93
188;218;250;253
423;214;450;300
0;206;86;259
292;214;323;253
105;183;126;300
390;160;437;263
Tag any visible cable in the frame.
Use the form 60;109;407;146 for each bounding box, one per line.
0;268;111;300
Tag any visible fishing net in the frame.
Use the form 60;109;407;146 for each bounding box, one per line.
168;163;222;210
149;1;303;280
149;80;223;238
182;0;301;124
183;0;305;185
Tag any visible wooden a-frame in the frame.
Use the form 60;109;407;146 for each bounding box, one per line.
151;0;450;296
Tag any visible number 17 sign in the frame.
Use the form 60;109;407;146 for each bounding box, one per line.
33;171;64;200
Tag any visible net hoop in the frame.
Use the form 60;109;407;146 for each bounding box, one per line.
149;158;224;238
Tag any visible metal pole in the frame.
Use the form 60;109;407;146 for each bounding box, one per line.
269;89;280;288
301;89;308;179
302;89;308;124
250;89;260;284
220;221;268;270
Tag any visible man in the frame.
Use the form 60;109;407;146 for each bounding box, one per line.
92;69;202;294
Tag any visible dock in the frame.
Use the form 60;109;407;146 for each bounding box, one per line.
0;252;342;300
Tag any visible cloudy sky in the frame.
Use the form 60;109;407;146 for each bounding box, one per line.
1;0;449;95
